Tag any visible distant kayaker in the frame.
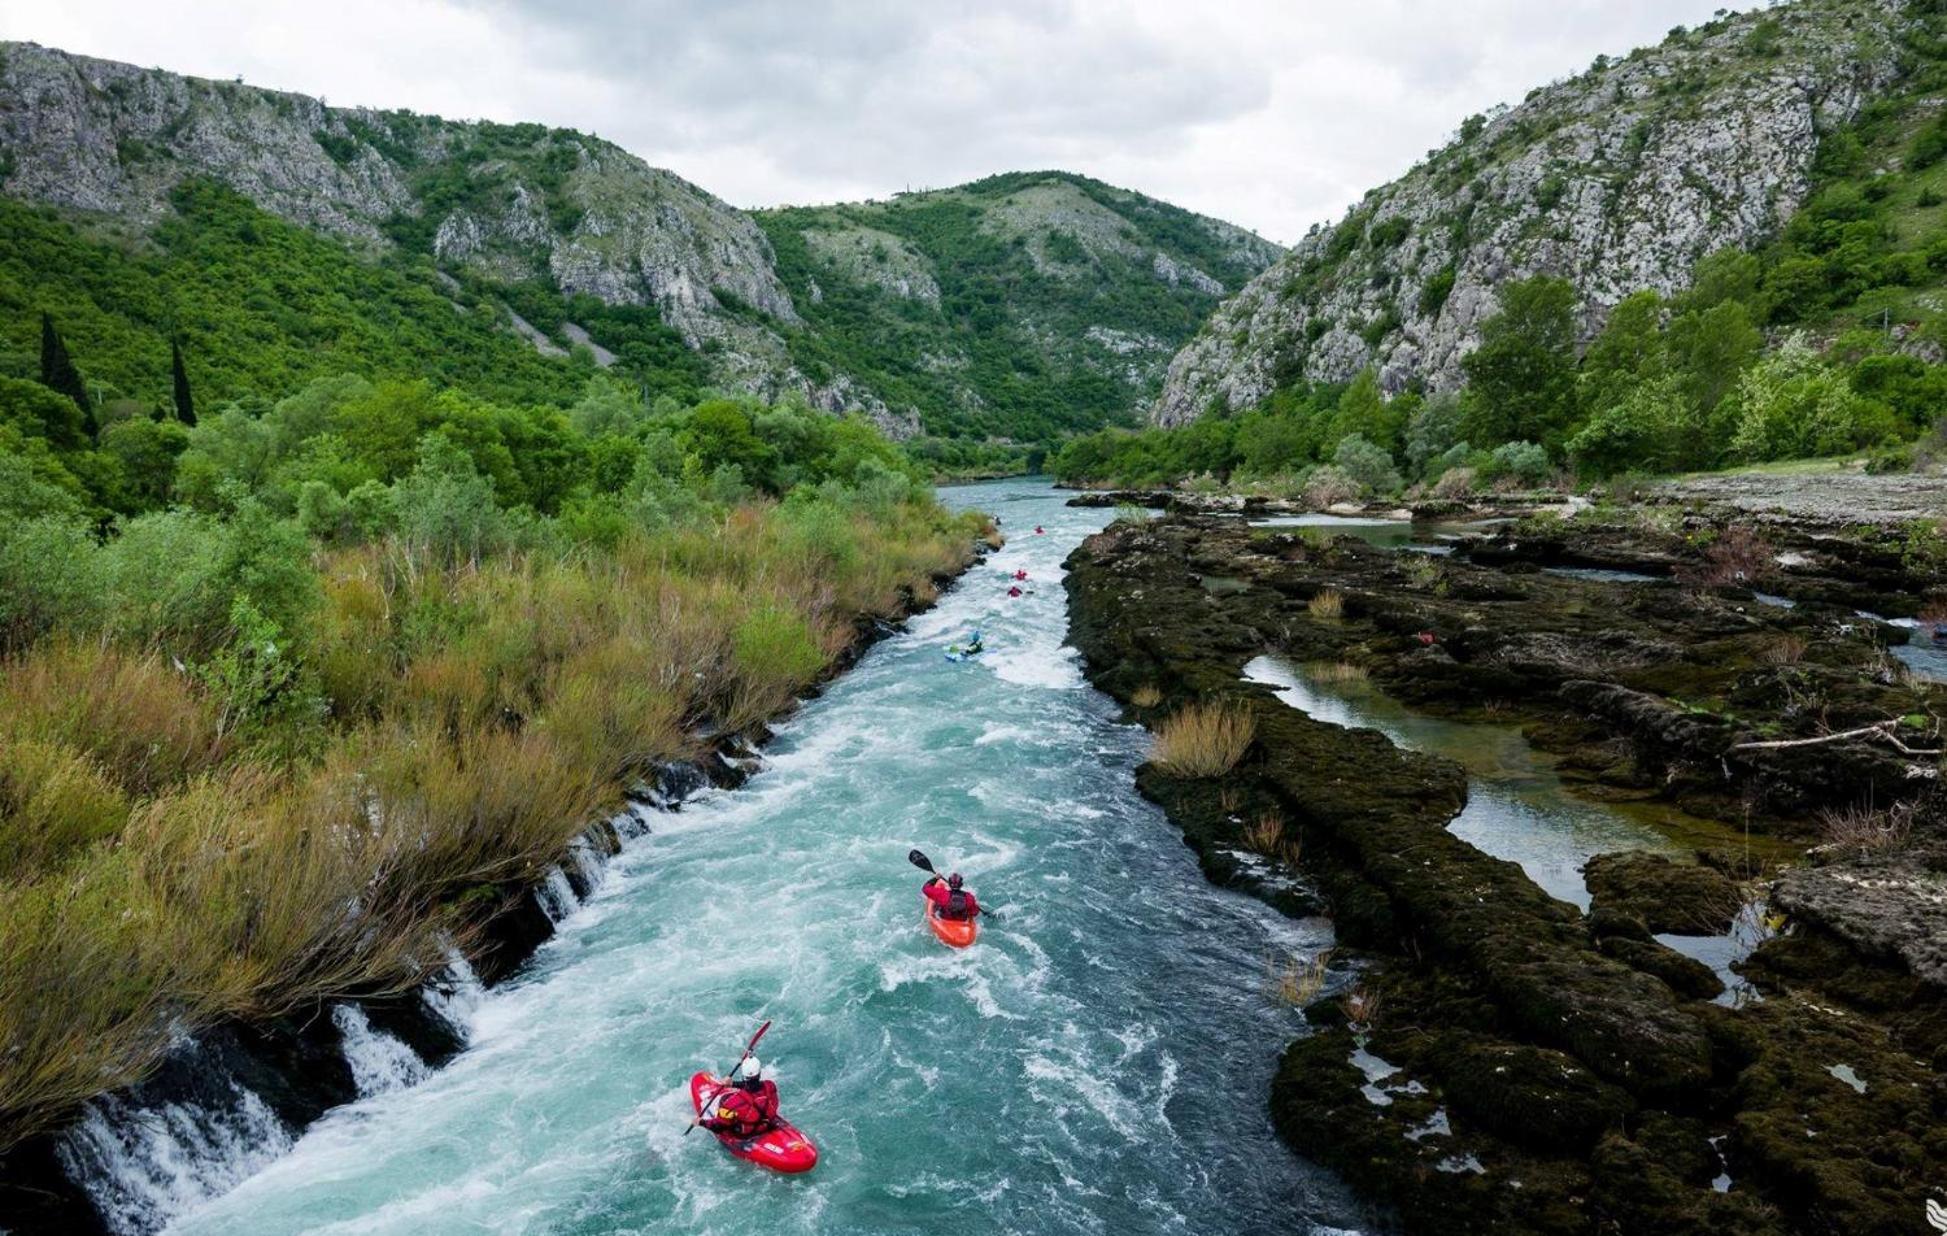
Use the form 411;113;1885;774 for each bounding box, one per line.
1014;569;1029;581
1007;585;1023;597
1034;525;1045;535
923;872;981;921
699;1057;780;1138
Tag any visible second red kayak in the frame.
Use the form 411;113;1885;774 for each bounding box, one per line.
688;1073;819;1173
923;892;979;948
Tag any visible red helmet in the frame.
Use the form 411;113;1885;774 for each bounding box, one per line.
947;872;964;889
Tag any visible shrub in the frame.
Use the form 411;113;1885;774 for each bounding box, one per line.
1681;526;1775;587
1430;466;1477;498
1333;434;1403;495
1418;267;1457;316
0;515;103;651
393;436;508;569
1816;801;1913;852
1302;464;1362;509
1130;684;1164;709
1150;702;1257;777
1486;440;1552;486
1308;589;1345;620
1269;951;1331;1006
0;740;130;878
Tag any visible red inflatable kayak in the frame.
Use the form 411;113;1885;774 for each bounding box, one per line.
689;1073;818;1173
923;892;979;948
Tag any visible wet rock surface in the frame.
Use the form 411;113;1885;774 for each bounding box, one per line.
1064;509;1947;1235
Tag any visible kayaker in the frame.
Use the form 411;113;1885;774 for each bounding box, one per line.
923;872;981;921
1007;585;1023;597
699;1057;780;1138
1014;569;1029;581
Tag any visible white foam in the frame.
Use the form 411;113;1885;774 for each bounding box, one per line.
332;1005;430;1098
60;1086;293;1236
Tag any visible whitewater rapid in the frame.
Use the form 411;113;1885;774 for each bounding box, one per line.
158;480;1364;1236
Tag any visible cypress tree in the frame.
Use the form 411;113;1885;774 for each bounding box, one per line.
171;338;197;427
39;312;94;434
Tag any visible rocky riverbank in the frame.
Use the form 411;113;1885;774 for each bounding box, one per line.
0;551;985;1236
1063;506;1946;1234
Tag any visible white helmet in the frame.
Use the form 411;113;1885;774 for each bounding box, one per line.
733;1056;764;1082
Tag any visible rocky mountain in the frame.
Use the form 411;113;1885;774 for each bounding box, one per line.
0;41;887;423
0;44;1278;442
755;174;1281;440
1152;0;1918;425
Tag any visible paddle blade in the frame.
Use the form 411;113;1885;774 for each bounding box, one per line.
745;1019;772;1055
907;849;935;874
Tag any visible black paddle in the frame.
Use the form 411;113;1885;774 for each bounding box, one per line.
685;1019;771;1135
908;849;997;922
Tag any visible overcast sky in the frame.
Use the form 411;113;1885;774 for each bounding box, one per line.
6;0;1738;244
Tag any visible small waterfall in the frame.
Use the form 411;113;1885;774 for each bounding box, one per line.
422;951;486;1035
57;1081;293;1236
534;864;580;923
331;1005;430;1098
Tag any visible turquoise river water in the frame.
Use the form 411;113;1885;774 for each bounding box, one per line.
163;480;1367;1236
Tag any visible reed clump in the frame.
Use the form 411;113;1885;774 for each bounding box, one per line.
1308;589;1345;620
1308;661;1367;684
1150;702;1257;778
1270;950;1333;1007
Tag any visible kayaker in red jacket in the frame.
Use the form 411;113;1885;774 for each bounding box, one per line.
923;872;981;921
700;1057;780;1138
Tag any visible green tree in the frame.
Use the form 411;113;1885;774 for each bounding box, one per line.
1579;290;1667;409
0;375;91;453
1666;300;1762;419
1726;336;1895;461
1459;275;1580;454
171;340;197;427
38;314;92;433
1327;367;1402;455
392;435;508;568
99;418;190;512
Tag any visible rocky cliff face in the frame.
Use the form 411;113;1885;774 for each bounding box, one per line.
0;42;920;432
1151;0;1917;425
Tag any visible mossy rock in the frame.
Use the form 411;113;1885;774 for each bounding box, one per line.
1599;935;1725;1002
1430;1035;1635;1151
1585;850;1741;935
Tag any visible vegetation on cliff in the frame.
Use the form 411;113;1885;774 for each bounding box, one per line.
1071;0;1947;493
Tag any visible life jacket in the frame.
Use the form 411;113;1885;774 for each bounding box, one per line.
946;888;970;917
710;1081;779;1137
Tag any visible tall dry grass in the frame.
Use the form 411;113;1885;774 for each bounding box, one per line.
1150;702;1257;777
1308;589;1345;620
0;496;982;1150
1269;950;1332;1007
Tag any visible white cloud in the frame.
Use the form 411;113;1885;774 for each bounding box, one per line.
2;0;1735;241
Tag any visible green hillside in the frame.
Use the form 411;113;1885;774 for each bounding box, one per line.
0;180;706;413
755;172;1280;442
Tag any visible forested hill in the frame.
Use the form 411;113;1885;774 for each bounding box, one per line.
0;44;1276;448
754;174;1281;442
1152;0;1923;425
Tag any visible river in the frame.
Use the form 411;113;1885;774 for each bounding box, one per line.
162;480;1366;1236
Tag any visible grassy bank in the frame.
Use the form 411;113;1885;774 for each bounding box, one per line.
0;366;988;1151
